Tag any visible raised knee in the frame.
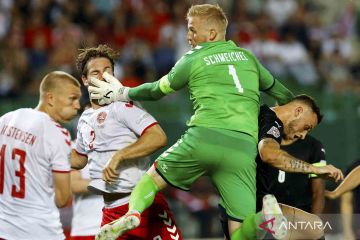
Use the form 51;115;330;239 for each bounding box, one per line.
147;165;167;190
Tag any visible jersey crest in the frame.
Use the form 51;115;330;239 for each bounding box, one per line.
96;112;107;125
267;126;280;138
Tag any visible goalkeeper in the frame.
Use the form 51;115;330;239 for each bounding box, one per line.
90;3;294;240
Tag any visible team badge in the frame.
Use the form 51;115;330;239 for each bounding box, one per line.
97;112;107;125
267;126;280;138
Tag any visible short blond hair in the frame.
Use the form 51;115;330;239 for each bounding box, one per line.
187;4;228;33
40;71;80;97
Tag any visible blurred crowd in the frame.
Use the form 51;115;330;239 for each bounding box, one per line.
0;0;359;99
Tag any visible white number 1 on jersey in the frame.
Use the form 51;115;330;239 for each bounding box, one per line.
228;65;244;93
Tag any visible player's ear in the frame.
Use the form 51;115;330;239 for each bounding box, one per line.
209;28;217;41
294;106;303;118
81;75;89;87
46;91;55;107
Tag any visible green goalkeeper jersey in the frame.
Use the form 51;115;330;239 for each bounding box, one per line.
128;40;293;140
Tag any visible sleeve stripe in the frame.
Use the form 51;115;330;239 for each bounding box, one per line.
52;170;70;173
141;122;158;136
65;140;71;146
261;77;276;91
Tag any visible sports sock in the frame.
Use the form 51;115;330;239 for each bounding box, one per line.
230;212;265;240
128;173;159;213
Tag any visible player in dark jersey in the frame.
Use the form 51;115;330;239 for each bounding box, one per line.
326;160;360;240
257;135;327;240
262;135;326;214
221;95;343;239
256;96;342;209
255;95;344;239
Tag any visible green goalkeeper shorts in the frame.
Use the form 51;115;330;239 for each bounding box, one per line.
155;126;257;221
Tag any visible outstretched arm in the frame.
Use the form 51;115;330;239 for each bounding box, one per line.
326;166;360;199
88;73;167;103
89;57;190;104
128;74;183;101
258;138;343;181
259;138;314;173
127;64;190;101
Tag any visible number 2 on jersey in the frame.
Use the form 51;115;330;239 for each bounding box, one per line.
0;144;26;198
228;65;244;93
89;130;95;149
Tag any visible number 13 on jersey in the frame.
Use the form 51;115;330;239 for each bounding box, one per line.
0;144;26;198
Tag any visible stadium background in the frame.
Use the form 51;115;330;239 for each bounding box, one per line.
0;0;359;238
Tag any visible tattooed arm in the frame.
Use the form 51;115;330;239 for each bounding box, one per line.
258;138;314;173
258;138;343;181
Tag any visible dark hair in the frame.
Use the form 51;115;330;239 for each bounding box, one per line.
76;44;119;76
292;94;323;124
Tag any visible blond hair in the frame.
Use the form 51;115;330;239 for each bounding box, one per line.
187;4;228;33
40;71;80;97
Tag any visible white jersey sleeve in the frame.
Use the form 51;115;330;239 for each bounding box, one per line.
48;122;72;172
114;101;157;136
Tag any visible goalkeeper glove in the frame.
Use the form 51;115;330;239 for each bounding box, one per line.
88;72;130;105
